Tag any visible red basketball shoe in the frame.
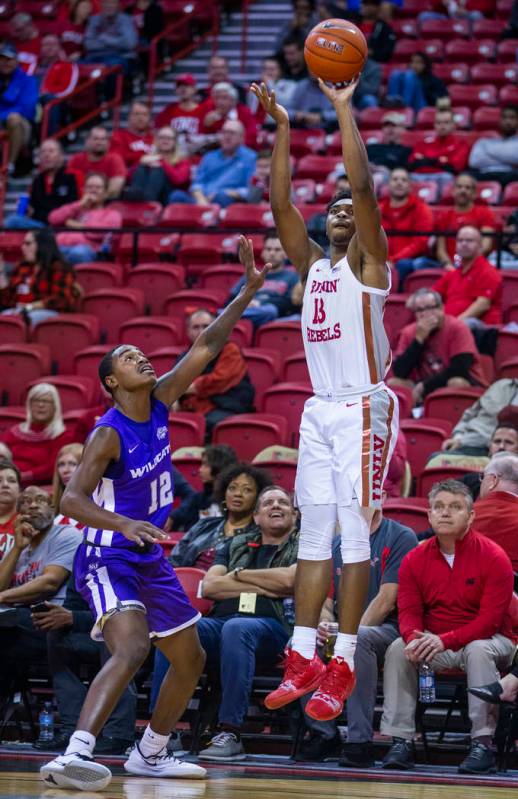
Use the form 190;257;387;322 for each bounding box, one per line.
305;656;356;721
264;649;326;710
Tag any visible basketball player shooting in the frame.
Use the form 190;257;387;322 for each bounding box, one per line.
41;237;270;792
252;78;398;721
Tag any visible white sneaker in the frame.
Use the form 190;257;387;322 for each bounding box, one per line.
40;752;112;791
124;743;207;779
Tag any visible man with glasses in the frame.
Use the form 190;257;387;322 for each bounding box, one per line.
390;287;487;407
379;479;515;774
473;452;518;571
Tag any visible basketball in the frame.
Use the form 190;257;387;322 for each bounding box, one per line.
304;18;368;85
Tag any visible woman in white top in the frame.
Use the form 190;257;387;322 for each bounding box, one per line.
52;443;84;529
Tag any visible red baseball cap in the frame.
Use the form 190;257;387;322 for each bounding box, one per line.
176;73;196;86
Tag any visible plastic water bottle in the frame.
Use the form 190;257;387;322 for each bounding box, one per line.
283;597;296;626
418;663;436;703
38;701;54;743
16;194;29;216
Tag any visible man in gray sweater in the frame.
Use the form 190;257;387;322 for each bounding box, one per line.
469;105;518;185
442;379;518;455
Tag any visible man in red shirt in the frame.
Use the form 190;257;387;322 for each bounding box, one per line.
379;168;434;287
433;226;502;328
409;108;471;181
0;459;20;561
380;479;515;774
109;100;154;173
9;12;41;75
436;173;497;267
390;288;487;407
67;126;127;199
201;82;258;150
473;451;518;570
155;74;205;146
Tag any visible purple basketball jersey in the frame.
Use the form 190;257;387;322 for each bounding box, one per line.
83;398;173;549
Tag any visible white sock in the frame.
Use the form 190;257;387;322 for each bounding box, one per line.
139;724;170;758
65;730;96;756
291;626;317;660
333;632;357;670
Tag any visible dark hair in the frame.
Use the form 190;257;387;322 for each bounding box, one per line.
282;33;304;50
29;228;72;277
326;188;353;214
257;149;272;160
203;444;237;480
493;421;518;436
84;171;109;189
412;51;433;75
214;462;273;507
264;228;281;243
502;104;518;116
98;347;117;395
255;484;292;511
0;458;21;486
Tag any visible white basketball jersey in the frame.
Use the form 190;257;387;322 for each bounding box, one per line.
301;255;391;397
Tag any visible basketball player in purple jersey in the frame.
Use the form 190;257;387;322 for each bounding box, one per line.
251;79;398;721
41;237;271;792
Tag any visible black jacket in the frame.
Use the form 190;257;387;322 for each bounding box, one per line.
30;166;79;223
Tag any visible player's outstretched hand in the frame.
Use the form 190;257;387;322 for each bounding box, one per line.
120;519;167;547
318;75;359;108
238;235;272;296
250;82;289;126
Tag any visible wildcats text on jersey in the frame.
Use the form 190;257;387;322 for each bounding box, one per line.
129;444;170;479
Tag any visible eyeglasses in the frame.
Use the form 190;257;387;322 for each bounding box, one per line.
18;494;50;509
414;304;440;313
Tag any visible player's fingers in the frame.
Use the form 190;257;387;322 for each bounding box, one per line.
142;523;167;541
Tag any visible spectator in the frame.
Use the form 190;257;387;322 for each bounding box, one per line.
279;34;309;82
352;57;381;110
52;443;84;527
248;58;297;122
169;444;237;532
174;309;255;438
170;120;256;207
386;52;448;113
124;127;191;204
384;430;408;498
1;384;74;486
408;108;471;185
273;0;318;54
35;35;79;135
469;104;518;186
83;0;138;77
432;225;502;329
298;503;417;764
0;229;78;324
380;480;515;775
0;459;21;561
125;0;164;45
201;54;246;103
418;0;483;22
109;101;154;172
155;74;205;147
0;443;12;461
201;82;258;149
442;379;518;456
474;452;518;571
49;172;123;265
286;74;337;130
494;208;518;270
248;150;272;203
366;112;412;175
226;232;299;327
8;13;41;75
378;168;434;285
0;42;38;174
171;463;273;569
361;0;396;63
435;173;497;268
67;126;127;199
390;288;488;407
153;486;299;762
501;0;518;37
59;0;92;60
5;139;79;230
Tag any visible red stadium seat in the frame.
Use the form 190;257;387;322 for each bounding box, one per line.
108;201;162;227
498;357;518;379
25;375;97;411
292;179;317;203
220;233;264;260
296;155;343;180
82;288;145;343
472;18;506;38
0;231;25;260
503;183;518;207
229;320;254;348
177;233;226;265
504;301;518;325
472;107;502;130
432;63;469;85
256;321;303;362
359;106;413;130
424;387;484;425
74;262;123;293
0;406;26;437
116;232;180;263
32;314;101;374
288;129;326;157
283;352;310;384
383;501;430;533
159;531;183;558
261;384;313;448
163;289;226;321
471;63;518;86
497;0;514;18
126;264;186;314
496;331;518;370
420;19;470;38
147;346;185;375
502;271;518;315
390;385;413;420
500;85;518;105
175;568;213;615
242;347;282;406
400;129;437;147
383;295;413;345
295;203;327;222
119;317;183;351
400;420;447;478
417;466;479;497
448;84;498;110
213;413;288;460
404;270;444;295
479;354;495;385
391;19;418;37
0;344;51;405
415;105;472;130
0;316;27;344
399;0;433;16
219;204;274;230
199;264;244;293
394;38;443;61
73;346;111;383
445;39;496;64
168;412;206;449
172;455;203;490
160;204;220;230
253;460;297;493
496;40;518;62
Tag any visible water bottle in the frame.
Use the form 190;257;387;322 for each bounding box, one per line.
16;194;29;216
38;701;54;743
283;597;296;626
418;663;436;704
322;621;339;661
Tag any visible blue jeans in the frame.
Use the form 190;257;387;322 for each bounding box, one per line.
150;615;288;727
395;255;441;286
387;70;427;112
168;188;238;208
59;244;98;265
4;214;45;230
242;303;279;327
353;93;379;110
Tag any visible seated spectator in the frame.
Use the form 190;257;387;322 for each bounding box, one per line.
384;429;408;498
386;52;448;113
109;100;154;172
432;226;502;329
408;107;470;185
352;57;381;110
273;0;319;54
200;55;246;104
279;34;309;82
442;380;518;456
418;0;483;22
170;120;256;207
469;104;518;186
175;309;255;438
201;82;258;149
248;150;272;203
0;459;21;561
35;35;79;135
286;74;337;130
83;0;138;77
169;444;237;532
152;486;299;761
155;74;205;148
472;453;518;571
367;112;412;176
5;139;79;230
171;463;273;570
0;42;38;175
67;126;127;199
124;0;164;45
0;443;12;461
59;0;92;60
8;13;41;75
124;127;191;204
390;288;487;407
501;0;518;38
0;229;78;325
380;479;515;775
378;168;434;285
52;443;84;528
1;383;74;486
298;501;417;764
49;172;123;265
360;0;396;63
435;173;497;269
248;58;297;122
496;208;518;270
226;232;299;327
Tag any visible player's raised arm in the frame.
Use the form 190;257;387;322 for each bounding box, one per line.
251;82;323;282
153;236;271;408
319;78;388;288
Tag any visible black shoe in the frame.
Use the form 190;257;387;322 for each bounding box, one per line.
94;736;134;755
339;740;375;768
294;732;341;762
468;682;506;705
381;738;415;770
32;733;70;751
458;741;496;774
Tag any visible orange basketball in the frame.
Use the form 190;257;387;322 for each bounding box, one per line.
304;18;368;84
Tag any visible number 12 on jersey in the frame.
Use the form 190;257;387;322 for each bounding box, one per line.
148;471;173;513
